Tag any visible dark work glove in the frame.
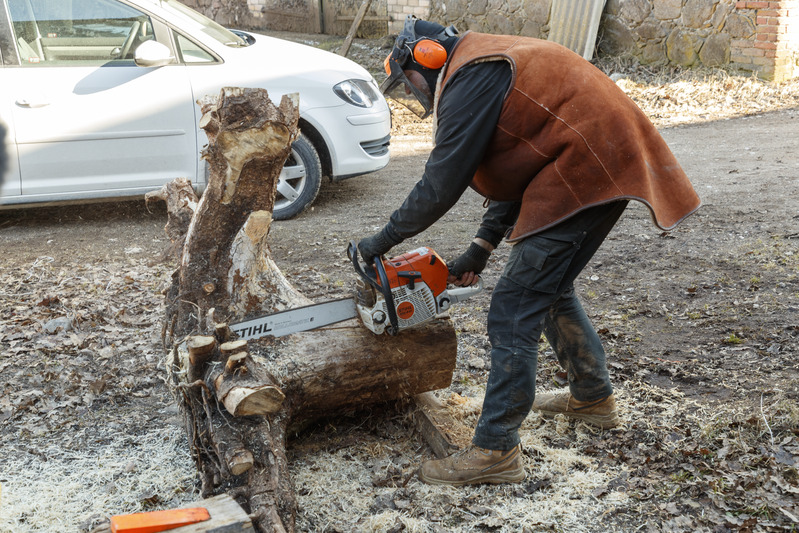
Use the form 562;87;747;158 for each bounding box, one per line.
358;225;403;264
448;242;491;278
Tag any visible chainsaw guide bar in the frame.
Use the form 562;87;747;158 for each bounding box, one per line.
229;242;483;342
231;298;358;340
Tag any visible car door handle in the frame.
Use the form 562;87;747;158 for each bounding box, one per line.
16;97;50;108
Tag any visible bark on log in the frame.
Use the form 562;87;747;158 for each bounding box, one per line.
145;178;198;263
168;87;303;343
266;320;457;426
157;87;458;533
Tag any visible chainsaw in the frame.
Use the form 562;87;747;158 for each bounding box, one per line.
229;241;483;340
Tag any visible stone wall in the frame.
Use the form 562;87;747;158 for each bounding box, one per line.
423;0;799;80
428;0;552;36
596;0;799;81
181;0;257;27
245;0;389;35
244;0;321;33
178;0;798;80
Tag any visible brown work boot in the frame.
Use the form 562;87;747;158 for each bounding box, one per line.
419;444;525;486
532;392;620;429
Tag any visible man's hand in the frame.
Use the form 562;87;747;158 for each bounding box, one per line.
447;240;492;286
358;226;402;264
448;270;481;287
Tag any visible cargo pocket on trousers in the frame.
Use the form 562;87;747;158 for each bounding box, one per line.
503;238;579;294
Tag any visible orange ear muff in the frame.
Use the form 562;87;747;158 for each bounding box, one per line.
412;39;447;70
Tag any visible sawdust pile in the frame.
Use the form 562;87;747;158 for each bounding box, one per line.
288;392;630;532
1;429;193;531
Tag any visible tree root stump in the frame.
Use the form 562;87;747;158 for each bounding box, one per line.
154;87;458;532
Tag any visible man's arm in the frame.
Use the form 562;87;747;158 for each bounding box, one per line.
475;200;521;249
387;61;514;240
447;200;520;285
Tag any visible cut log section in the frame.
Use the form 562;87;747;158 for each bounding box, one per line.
188;336;217;365
225;352;248;372
226;449;255;477
267;321;457;426
221;340;248;356
155;87;460;533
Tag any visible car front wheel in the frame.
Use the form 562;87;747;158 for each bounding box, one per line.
273;133;322;220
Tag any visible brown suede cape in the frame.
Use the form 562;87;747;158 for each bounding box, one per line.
438;32;701;241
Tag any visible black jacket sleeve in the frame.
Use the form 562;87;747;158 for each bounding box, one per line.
386;60;513;240
475;200;521;248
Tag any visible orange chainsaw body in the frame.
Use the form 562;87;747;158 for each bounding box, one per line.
379;246;449;298
358;246;478;335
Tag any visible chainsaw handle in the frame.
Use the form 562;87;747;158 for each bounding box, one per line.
347;241;399;335
347;241;380;291
374;255;399;335
447;276;484;304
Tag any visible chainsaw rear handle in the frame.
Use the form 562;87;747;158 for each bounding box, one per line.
446;277;484;305
347;241;400;335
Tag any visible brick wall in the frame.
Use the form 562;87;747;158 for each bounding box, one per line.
733;1;799;81
386;0;431;33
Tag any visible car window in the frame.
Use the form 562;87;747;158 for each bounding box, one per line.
159;0;246;48
176;33;215;64
8;0;154;66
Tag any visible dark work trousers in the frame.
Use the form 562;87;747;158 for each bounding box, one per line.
472;201;628;451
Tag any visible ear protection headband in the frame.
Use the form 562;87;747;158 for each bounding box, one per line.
380;16;458;119
385;15;456;74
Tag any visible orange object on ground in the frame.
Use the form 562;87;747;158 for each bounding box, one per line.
110;507;211;533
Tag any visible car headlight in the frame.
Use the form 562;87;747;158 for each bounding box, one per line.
333;79;378;108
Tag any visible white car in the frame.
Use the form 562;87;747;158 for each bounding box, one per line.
0;0;391;219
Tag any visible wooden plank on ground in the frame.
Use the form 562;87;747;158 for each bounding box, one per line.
95;494;253;533
172;494;253;532
413;392;473;458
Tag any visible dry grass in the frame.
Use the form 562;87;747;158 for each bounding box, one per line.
593;58;799;127
386;57;799;140
349;33;799;130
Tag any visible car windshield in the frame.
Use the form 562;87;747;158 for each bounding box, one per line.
158;0;248;47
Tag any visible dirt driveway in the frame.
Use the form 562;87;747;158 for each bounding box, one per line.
1;107;797;532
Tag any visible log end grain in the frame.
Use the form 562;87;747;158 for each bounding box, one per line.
223;385;287;417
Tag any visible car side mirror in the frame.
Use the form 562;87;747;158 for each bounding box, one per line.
134;41;175;68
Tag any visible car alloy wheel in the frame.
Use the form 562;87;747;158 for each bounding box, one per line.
274;133;323;220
